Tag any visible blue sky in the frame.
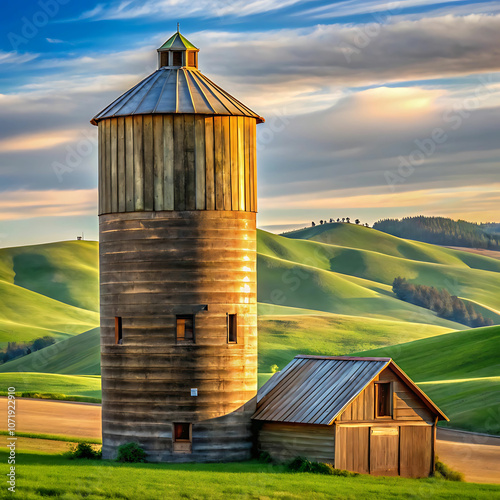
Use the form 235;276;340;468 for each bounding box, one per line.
1;0;499;246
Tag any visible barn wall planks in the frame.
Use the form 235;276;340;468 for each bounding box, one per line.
98;115;257;215
258;422;335;464
99;210;257;462
379;368;434;422
339;367;434;423
400;425;432;477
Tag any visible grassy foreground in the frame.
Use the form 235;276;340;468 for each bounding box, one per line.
2;451;498;500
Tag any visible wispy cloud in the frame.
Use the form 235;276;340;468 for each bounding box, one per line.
197;15;500;89
79;0;306;21
0;189;97;221
46;38;65;44
0;50;37;65
0;129;83;153
299;0;464;19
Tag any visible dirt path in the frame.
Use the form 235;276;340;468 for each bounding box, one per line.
445;246;500;260
2;398;499;484
1;397;101;440
436;428;500;484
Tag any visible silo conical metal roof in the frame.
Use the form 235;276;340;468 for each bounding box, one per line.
91;32;264;125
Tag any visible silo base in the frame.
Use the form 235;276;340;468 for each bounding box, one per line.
102;399;257;463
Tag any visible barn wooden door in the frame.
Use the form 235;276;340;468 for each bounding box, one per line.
369;427;399;476
335;426;369;474
400;426;432;477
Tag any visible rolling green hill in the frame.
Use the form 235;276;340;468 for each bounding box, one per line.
0;241;99;346
1;224;498;434
0;328;100;375
356;325;500;434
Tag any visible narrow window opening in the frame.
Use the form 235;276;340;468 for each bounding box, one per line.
188;51;196;67
174;423;191;442
375;382;392;418
115;317;123;345
173;423;192;453
176;315;195;343
227;313;237;343
172;51;182;66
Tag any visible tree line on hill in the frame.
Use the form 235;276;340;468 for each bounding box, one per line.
373;216;500;250
392;277;494;328
311;218;370;227
0;336;55;364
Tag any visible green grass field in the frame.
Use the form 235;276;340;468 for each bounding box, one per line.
0;372;102;399
258;312;451;373
1;451;498;500
356;325;500;434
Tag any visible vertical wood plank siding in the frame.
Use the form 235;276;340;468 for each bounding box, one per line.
99;115;258;214
99;210;257;462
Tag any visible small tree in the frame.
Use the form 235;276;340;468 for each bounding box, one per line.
342;218;345;223
320;220;324;225
311;221;315;227
346;217;351;223
355;219;360;225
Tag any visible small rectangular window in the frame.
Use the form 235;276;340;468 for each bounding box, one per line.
174;423;191;442
115;317;123;345
375;382;392;418
173;423;192;453
188;52;196;67
172;51;182;66
227;314;237;343
176;315;195;343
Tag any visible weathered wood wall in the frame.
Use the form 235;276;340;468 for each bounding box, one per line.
99;210;257;462
258;422;335;464
98;115;257;214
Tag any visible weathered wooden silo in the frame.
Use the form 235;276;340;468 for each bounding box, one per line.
91;30;264;462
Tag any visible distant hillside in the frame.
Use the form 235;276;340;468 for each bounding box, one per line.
0;328;100;376
357;325;500;434
0;241;99;346
372;216;500;250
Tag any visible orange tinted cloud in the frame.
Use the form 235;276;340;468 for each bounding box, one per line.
0;189;97;220
0;129;82;153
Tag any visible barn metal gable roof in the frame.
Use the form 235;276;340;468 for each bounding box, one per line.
253;355;448;425
91;68;264;125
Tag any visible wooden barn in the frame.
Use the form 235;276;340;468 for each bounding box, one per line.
253;355;448;478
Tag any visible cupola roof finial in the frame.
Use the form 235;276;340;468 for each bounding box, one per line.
177;22;180;33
